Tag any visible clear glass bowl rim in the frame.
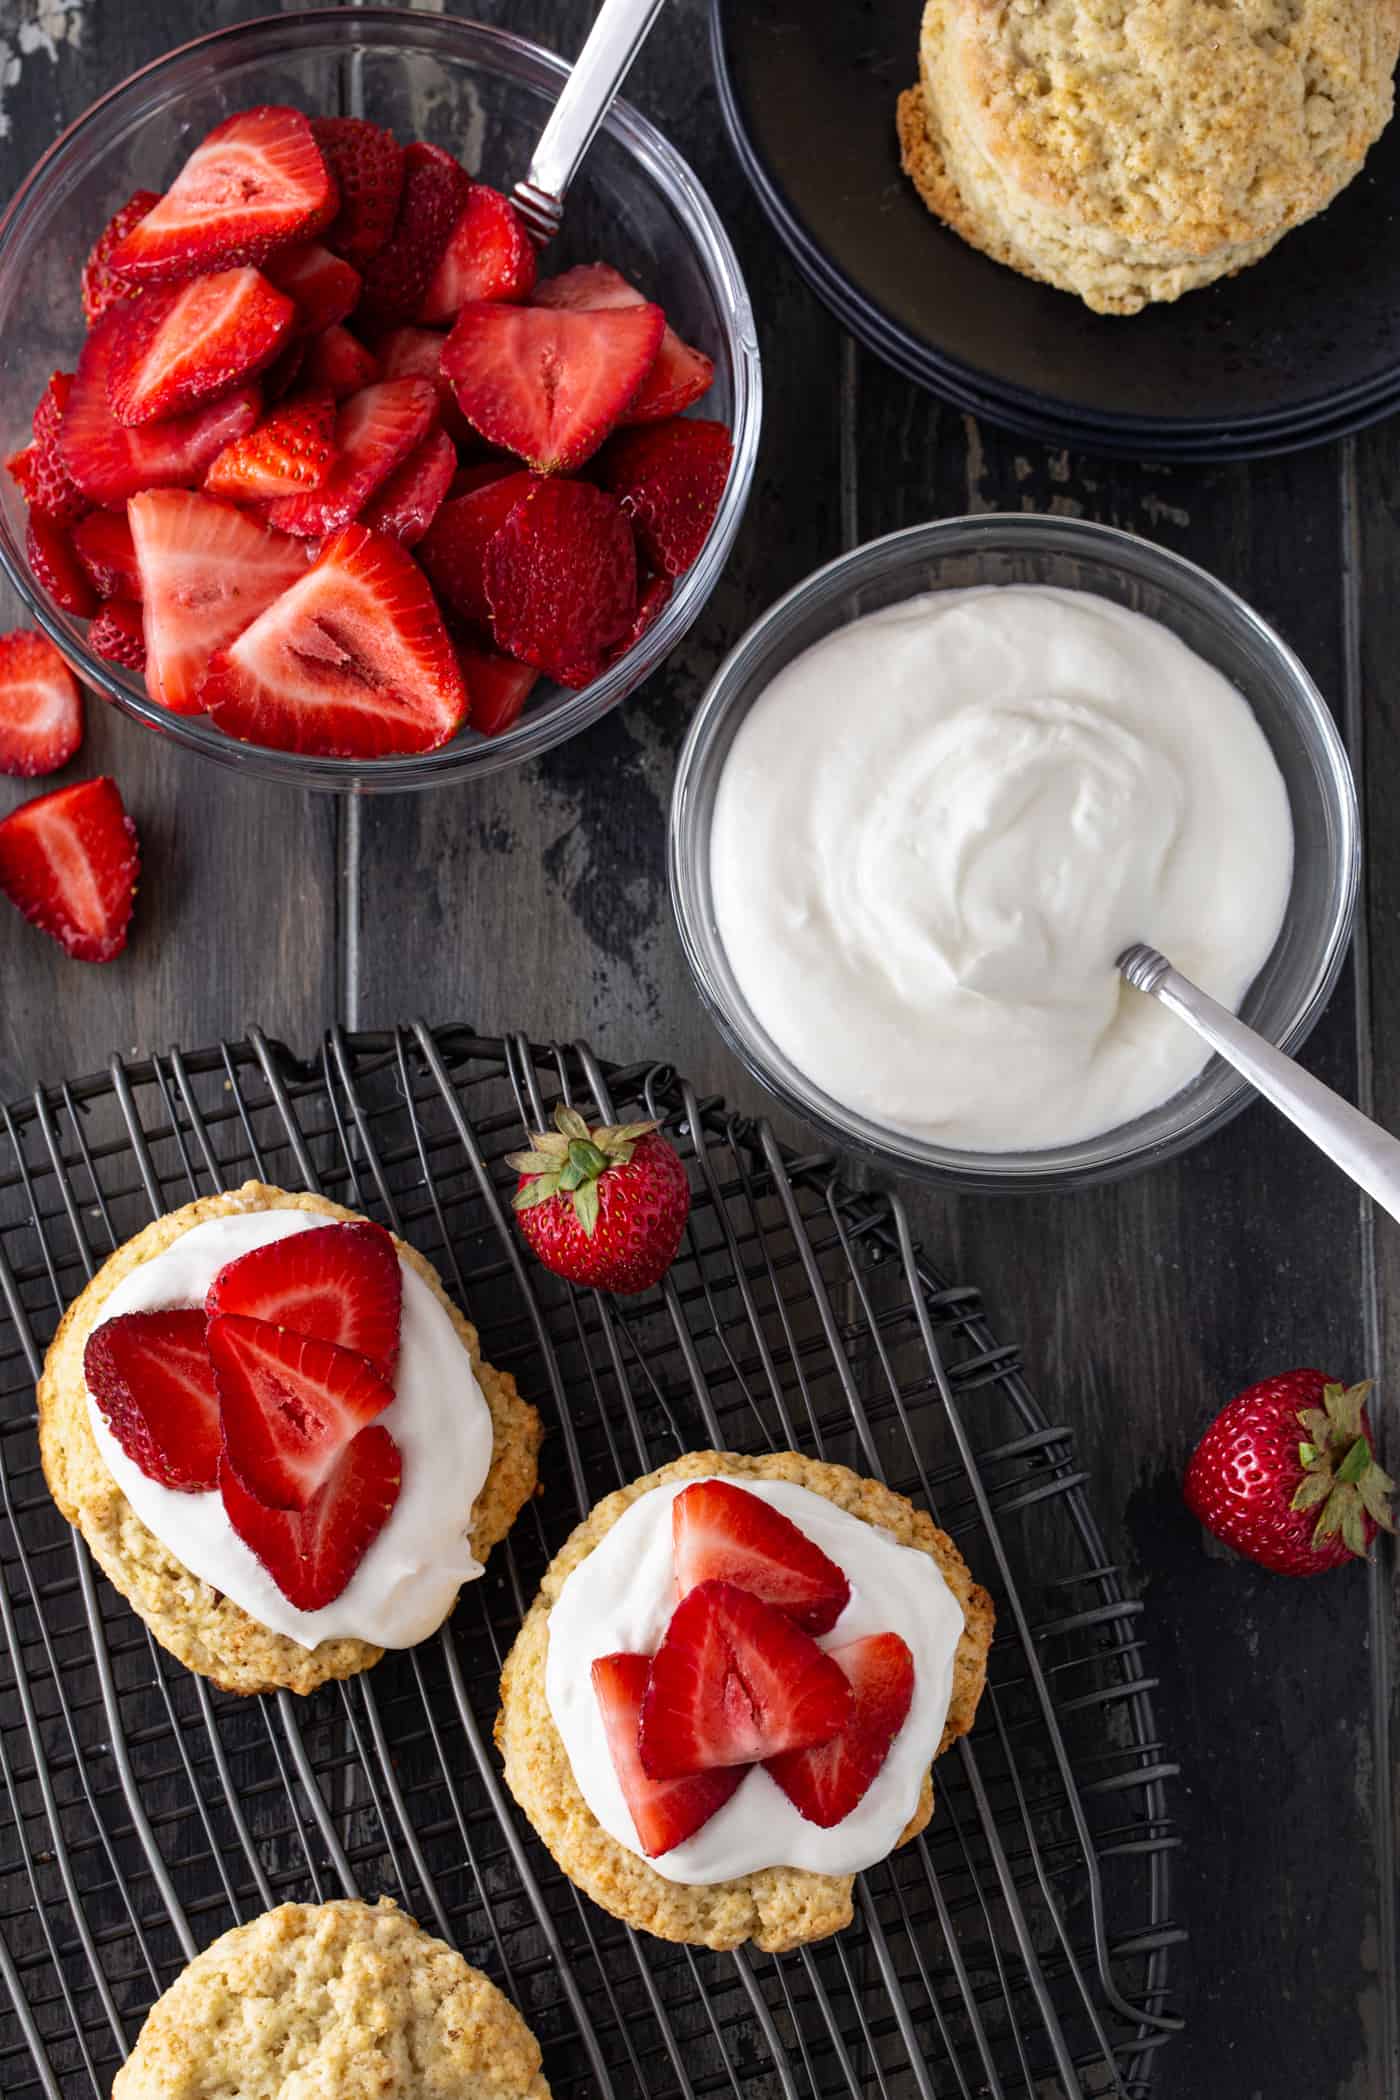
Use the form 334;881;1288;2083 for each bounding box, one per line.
668;511;1361;1192
0;6;762;793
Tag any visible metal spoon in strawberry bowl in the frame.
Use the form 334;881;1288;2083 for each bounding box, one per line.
511;0;669;247
1119;943;1400;1222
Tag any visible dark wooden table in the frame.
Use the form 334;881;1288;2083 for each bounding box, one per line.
1;3;1396;2095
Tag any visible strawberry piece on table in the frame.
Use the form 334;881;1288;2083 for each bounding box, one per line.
451;638;536;738
221;1423;401;1611
88;599;147;673
81;190;161;323
105;268;296;427
26;513;98;617
7;374;89;526
638;1579;852;1778
441;298;664;472
362;426;456;546
510;1101;689;1293
417;468;533;627
61;311;260;511
671;1479;851;1634
204;388;338;502
83;1309;221;1492
207;1219;402;1378
0;631;82;777
765;1633;916;1828
303;324;380;400
209;1312;395;1510
264;242;362;339
1184;1370;1396;1575
107;106;337;285
129;488;311;716
357;141;471;332
267;376;438;539
311;116;405;268
483;477;636;686
418;182;536;323
595;417;733;578
71;510;142;600
200;521;467;758
534;262;715;422
0;776;138;962
593;1651;747;1857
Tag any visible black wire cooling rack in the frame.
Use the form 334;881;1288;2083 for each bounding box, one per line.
0;1023;1184;2098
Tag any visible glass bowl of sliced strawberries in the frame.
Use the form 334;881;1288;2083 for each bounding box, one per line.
0;9;760;788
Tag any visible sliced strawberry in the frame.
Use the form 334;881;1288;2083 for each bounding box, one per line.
311;116;405;268
209;1311;395;1510
0;776;138;962
200;521;467;758
264;242;361;339
71;510;141;600
362;426;456;546
261;338;308;404
207;1219;401;1377
671;1480;851;1634
128;489;311;716
483;477;636;686
61;311;260;512
452;638;536;737
417;468;533;625
612;571;672;662
9;374;89;526
0;631;82;776
596;418;732;578
266;377;438;538
637;1579;852;1779
358;142;471;333
375;325;476;446
418;183;536;324
26;514;98;617
593;1651;747;1857
441;299;664;473
220;1424;401;1610
108;107;337;285
88;599;147;673
82;1309;221;1491
4;446;43;512
303;324;380;400
204;389;338;502
105;268;295;426
82;191;161;323
534;262;715;422
764;1633;916;1828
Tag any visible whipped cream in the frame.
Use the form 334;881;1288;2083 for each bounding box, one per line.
709;585;1294;1152
545;1476;966;1881
84;1210;493;1649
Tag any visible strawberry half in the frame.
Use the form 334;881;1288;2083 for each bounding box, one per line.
206;1220;401;1378
26;514;98;618
592;1651;747;1857
0;776;138;961
311;116;405;268
267;376;439;539
441;299;664;472
89;600;146;673
209;1312;395;1510
375;325;476;446
0;631;83;777
362;426;456;546
105;268;295;427
417;469;534;627
417;183;536;324
108;106;337;285
303;324;380;400
264;242;362;339
61;311;260;512
204;389;338;502
534;262;715;423
451;638;536;738
220;1424;401;1610
81;191;160;323
764;1634;916;1829
671;1480;851;1634
200;521;468;758
358;141;471;333
129;489;311;716
595;418;733;579
83;1309;221;1491
71;510;142;600
483;477;636;686
637;1579;852;1778
7;373;89;526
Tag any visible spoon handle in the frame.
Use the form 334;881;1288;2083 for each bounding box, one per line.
1119;944;1400;1225
516;0;667;238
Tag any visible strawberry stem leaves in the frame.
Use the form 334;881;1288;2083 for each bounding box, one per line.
507;1102;662;1240
1286;1380;1395;1560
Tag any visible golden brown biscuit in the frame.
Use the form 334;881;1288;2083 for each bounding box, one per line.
112;1897;550;2099
496;1449;992;1953
38;1181;542;1697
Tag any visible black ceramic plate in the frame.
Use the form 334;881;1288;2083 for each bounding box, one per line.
711;0;1400;453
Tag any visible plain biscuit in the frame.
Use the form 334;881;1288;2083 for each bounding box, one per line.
496;1448;993;1953
37;1181;542;1696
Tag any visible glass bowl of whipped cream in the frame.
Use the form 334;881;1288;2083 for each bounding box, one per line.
669;514;1358;1191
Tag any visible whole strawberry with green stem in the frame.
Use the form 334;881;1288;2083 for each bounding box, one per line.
508;1104;690;1294
1184;1370;1395;1576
